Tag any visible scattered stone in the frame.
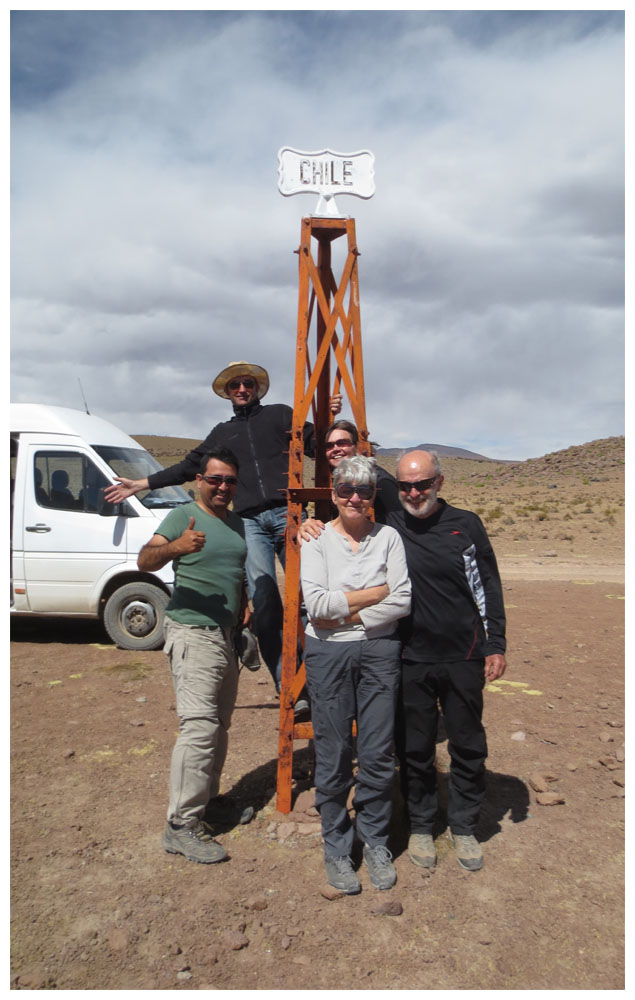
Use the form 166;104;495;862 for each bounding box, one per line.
281;935;291;950
599;732;614;743
64;749;76;758
566;763;578;772
612;778;625;788
542;551;558;557
478;935;492;945
371;898;403;917
129;720;145;727
607;720;623;728
598;756;620;770
285;927;302;937
296;822;322;836
535;792;566;806
546;703;555;709
277;823;296;841
293;789;316;812
135;696;147;703
511;731;526;741
107;929;128;951
292;955;312;966
597;702;609;710
168;944;182;955
615;748;625;762
222;930;249;951
15;965;49;988
528;774;550;793
244;895;268;911
320;886;344;901
176;971;192;981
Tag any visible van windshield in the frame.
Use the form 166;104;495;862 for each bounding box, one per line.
93;446;192;509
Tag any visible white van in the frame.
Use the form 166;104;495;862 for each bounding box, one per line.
10;403;192;650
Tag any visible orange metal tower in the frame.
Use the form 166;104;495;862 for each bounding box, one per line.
276;215;370;813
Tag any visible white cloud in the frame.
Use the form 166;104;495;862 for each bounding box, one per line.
10;10;624;460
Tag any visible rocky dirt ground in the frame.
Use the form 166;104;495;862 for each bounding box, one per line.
10;437;625;990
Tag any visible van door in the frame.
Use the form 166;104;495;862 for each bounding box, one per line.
21;445;128;613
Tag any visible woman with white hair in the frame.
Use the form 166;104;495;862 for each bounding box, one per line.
300;455;411;894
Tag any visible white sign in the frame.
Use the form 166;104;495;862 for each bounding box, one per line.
277;147;375;217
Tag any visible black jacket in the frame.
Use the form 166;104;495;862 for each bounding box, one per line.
147;402;316;516
384;498;506;662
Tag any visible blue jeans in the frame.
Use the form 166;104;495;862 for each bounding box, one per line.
242;506;288;688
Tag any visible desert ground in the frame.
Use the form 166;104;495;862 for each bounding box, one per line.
10;436;624;989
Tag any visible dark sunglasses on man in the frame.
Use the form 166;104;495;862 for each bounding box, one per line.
397;476;438;493
200;474;238;486
227;378;256;391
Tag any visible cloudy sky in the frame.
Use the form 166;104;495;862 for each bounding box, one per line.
10;10;624;460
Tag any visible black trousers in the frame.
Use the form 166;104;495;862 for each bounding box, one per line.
395;658;487;836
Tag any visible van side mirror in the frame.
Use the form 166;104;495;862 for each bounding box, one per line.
99;498;134;517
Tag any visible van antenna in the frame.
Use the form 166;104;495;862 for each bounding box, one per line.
78;378;90;415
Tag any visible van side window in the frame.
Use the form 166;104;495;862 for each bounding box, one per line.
34;452;110;513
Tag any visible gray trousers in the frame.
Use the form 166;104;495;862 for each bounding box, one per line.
163;617;239;827
304;635;401;858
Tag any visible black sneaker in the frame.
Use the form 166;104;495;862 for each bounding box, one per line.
363;844;397;890
162;821;228;864
324;855;361;894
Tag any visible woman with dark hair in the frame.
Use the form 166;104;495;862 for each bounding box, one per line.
300;455;411;894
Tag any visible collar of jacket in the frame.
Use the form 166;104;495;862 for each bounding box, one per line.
232;400;263;419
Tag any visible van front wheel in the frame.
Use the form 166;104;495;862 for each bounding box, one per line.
103;582;169;650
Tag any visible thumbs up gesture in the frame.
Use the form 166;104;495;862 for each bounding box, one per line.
178;516;206;554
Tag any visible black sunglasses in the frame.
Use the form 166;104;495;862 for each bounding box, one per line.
227;378;256;391
398;476;438;493
335;483;374;500
325;437;355;451
200;474;238;486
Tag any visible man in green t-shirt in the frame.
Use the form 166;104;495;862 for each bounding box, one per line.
138;447;249;864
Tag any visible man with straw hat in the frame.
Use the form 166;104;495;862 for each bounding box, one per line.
105;361;341;704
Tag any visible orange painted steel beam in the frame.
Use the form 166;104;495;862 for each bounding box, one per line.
276;216;369;813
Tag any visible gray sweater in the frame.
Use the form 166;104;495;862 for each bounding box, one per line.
300;521;411;642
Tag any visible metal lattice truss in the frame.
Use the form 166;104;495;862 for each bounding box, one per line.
277;216;369;812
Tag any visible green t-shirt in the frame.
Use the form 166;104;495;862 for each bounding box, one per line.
157;501;247;628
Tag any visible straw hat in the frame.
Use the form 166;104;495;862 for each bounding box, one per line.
212;361;270;400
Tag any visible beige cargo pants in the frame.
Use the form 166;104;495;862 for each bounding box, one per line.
163;617;239;827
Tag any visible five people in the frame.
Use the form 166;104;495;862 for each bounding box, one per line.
129;360;507;887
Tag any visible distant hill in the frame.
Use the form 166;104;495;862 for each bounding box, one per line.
133;434;625;484
376;443;502;461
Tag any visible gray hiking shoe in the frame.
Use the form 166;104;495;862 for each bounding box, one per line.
363;844;397;890
162;821;228;864
324;855;361;895
449;832;483;871
408;833;437;869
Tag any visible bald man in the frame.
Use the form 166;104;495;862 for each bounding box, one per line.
385;450;507;872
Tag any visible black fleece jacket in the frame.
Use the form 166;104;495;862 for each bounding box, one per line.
383;498;506;663
147;401;316;517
